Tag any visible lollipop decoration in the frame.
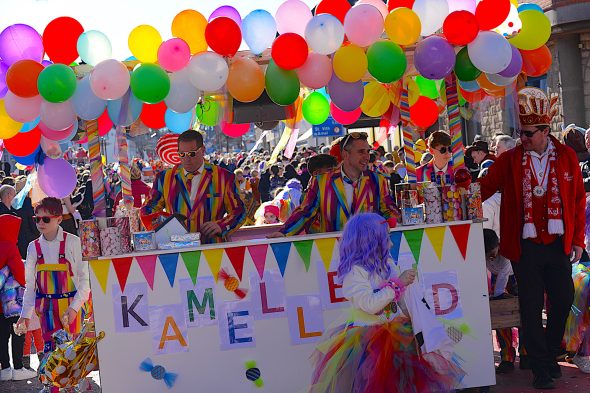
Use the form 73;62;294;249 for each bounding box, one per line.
245;360;264;388
140;358;178;389
156;133;181;166
218;268;248;299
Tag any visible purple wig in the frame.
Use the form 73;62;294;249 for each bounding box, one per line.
585;196;590;249
337;213;392;281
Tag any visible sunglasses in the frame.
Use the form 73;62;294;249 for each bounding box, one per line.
341;132;368;150
435;146;452;154
521;129;540;138
178;148;202;158
33;216;59;224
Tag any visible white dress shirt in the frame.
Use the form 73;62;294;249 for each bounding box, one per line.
526;138;554;190
341;168;362;210
184;163;205;202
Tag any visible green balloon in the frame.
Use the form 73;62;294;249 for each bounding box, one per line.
130;64;170;104
415;76;440;99
302;92;330;125
367;41;406;83
265;60;300;106
37;64;77;103
196;98;220;127
454;47;482;82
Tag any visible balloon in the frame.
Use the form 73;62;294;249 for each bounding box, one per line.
458;79;480;92
98;109;113;136
360;82;390;118
0;62;8;99
128;25;162;63
130;64;170;104
384;7;421;46
517;3;543;13
40;135;62;159
357;0;388;18
165;107;195;133
265;60;300;106
454;168;472;188
37;64;77;103
508;10;551;50
227;57;265;103
90;59;130;100
0;24;44;66
42;17;84;64
0;99;22;138
454;47;482;81
477;73;504;91
4;91;41;122
327;74;364;112
520;45;551;77
410;96;439;128
242;10;277;55
38;157;77;199
172;10;208;55
271;33;308;71
3;125;41;156
20;117;40;132
275;0;313;37
407;78;420;105
475;0;510;31
13;147;40;166
296;53;332;89
302;92;330;125
333;44;367;83
366;41;406;83
209;5;242;26
414;36;455;80
187;52;229;92
140;101;167;129
459;87;486;103
305;14;344;55
467;31;512;74
221;120;250;138
158;38;191;72
498;45;523;77
343;4;384;47
205;17;241;57
330;102;361;125
165;69;201;113
448;0;476;13
315;0;352;24
5;60;44;98
39;118;78;142
387;0;415;11
196;98;220;126
107;90;142;126
40;100;76;131
494;4;521;38
486;73;516;87
77;30;112;66
443;11;479;46
413;0;449;36
415;76;440;99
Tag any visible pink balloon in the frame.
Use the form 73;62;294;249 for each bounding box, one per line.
357;0;388;19
221;120;250;138
330;102;362;125
39;118;78;142
209;5;242;26
4;91;41;122
448;0;476;13
296;53;332;89
158;38;191;72
344;4;384;47
90;59;130;100
275;0;313;36
40;135;62;158
40;100;76;131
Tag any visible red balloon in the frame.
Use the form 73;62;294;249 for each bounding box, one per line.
43;17;84;64
454;168;472;189
4;126;41;157
459;87;486;103
140;102;167;129
387;0;415;12
443;11;479;46
475;0;510;31
221;121;250;138
271;33;309;71
5;60;44;97
409;96;438;128
330;102;361;125
205;17;241;57
98;109;113;136
520;45;551;77
315;0;352;23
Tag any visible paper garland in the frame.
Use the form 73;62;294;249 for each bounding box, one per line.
314;238;337;272
389;232;403;262
89;259;110;294
112;257;133;292
404;229;424;264
248;245;269;280
203;249;224;282
181;251;201;286
293;240;314;272
270;242;291;277
425;227;447;261
137;255;157;290
159;253;179;287
226;247;247;281
450;224;471;259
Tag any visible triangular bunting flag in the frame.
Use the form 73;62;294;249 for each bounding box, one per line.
248;244;268;279
181;251;201;286
88;259;111;294
425;227;446;261
294;240;314;272
450;224;471;259
404;229;425;264
315;238;337;272
270;242;291;277
159;253;179;287
112;257;133;292
203;248;224;282
389;232;403;261
226;246;247;281
136;255;157;290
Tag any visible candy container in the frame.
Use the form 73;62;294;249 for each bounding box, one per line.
466;182;484;220
423;185;443;224
78;220;101;258
99;227;123;256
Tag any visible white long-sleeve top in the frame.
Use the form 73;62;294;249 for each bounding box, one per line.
21;227;91;319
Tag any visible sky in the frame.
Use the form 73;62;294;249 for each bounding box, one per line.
0;0;321;60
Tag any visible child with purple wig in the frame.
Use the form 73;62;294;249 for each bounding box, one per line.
309;213;464;393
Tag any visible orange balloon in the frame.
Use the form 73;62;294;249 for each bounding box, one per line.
521;45;551;77
483;86;506;98
5;60;44;98
460;87;486;103
226;57;265;103
476;73;503;93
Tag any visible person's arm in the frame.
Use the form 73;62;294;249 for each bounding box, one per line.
217;171;247;238
3;242;25;286
278;175;321;236
376;173;401;220
342;266;395;315
68;236;90;312
20;242;38;319
140;171;166;215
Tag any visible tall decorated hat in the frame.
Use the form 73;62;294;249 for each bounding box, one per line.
518;87;559;127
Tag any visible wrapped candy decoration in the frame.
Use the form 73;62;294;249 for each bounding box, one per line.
423;185;443;224
99;227;123;256
466;183;483;220
78;220;101;258
441;185;463;222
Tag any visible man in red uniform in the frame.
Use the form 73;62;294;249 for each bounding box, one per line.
479;88;586;389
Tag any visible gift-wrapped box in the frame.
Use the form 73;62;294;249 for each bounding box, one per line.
133;231;157;251
401;207;425;226
78;220;101;258
171;233;200;242
158;241;201;250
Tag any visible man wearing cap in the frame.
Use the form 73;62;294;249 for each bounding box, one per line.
479;88;585;389
466;140;496;176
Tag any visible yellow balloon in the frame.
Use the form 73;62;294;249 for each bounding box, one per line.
0;100;22;139
333;45;367;83
385;8;421;46
128;25;162;63
509;0;518;5
407;79;420;106
361;82;391;117
508;10;551;50
172;10;208;55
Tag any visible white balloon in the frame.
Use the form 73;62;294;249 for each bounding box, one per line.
413;0;449;36
40;100;76;131
357;0;389;19
40;136;62;159
165;69;201;113
275;0;313;36
468;31;512;74
494;4;522;39
90;59;130;101
486;73;517;87
305;14;345;55
187;52;229;92
73;75;107;120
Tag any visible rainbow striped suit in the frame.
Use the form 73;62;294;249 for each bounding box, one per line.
141;163;246;243
280;168;399;236
415;160;455;183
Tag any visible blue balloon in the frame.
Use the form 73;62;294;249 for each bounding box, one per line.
242;10;277;56
458;79;480;93
13;146;41;166
517;3;543;13
73;75;107;120
107;90;142;126
165;108;195;133
20;117;40;133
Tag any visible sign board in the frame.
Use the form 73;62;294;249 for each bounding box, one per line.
312;117;344;138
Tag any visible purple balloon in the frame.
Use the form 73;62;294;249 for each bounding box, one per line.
498;45;523;78
0;61;8;99
41;60;53;67
328;74;364;112
209;5;242;26
0;24;44;66
414;36;456;80
38;157;77;199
